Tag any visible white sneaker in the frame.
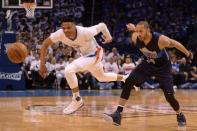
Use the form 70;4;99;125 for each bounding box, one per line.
63;97;84;114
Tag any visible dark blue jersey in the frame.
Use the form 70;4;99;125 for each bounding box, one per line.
136;32;170;67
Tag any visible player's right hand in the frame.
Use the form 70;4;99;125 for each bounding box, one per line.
39;64;48;78
126;23;136;32
188;51;193;60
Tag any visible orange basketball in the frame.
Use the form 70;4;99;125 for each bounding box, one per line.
7;42;28;64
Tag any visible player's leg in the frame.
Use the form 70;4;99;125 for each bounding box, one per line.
157;61;186;126
104;62;151;126
63;56;103;114
63;58;87;114
89;47;128;82
89;62;127;82
159;75;186;126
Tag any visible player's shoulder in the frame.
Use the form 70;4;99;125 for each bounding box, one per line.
158;33;170;43
53;28;64;34
76;25;92;37
76;25;85;31
157;33;172;49
50;29;64;37
153;31;168;39
75;25;86;34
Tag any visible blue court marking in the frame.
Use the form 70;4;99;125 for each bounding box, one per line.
0;90;121;97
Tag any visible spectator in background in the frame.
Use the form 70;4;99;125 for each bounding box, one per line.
30;54;41;87
180;66;197;89
190;66;197;81
55;58;68;89
104;57;119;73
44;58;56;88
171;54;189;87
117;58;124;74
102;49;110;63
77;71;93;90
122;56;135;75
107;47;120;60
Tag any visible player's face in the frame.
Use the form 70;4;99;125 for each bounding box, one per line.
136;25;149;41
61;22;76;37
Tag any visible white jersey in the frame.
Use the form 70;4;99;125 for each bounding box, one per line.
50;26;100;56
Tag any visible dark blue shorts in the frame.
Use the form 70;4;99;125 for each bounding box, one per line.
130;60;174;93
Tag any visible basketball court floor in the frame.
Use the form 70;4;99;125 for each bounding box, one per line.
0;89;197;131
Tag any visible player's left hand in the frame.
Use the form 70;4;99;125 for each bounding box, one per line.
102;35;112;44
126;23;136;32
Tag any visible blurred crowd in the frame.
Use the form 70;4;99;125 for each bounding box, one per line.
0;0;197;90
102;0;197;45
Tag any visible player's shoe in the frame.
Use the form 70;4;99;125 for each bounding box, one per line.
104;111;122;126
177;112;186;127
63;96;84;114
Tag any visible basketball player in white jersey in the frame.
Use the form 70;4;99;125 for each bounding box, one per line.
39;17;127;114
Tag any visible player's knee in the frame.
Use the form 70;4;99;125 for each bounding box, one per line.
65;65;75;77
95;76;105;82
65;66;71;74
124;75;137;87
120;76;138;100
164;92;175;102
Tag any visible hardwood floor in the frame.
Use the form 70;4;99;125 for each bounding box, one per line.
0;89;197;131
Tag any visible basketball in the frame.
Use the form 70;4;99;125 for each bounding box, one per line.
7;42;28;64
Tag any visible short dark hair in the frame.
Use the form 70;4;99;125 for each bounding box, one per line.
137;21;150;29
61;16;75;23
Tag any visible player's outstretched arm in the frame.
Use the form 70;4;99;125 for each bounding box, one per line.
158;35;193;60
85;23;112;43
39;37;54;78
96;23;112;43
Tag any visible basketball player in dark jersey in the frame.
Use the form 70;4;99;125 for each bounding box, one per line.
105;21;193;126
